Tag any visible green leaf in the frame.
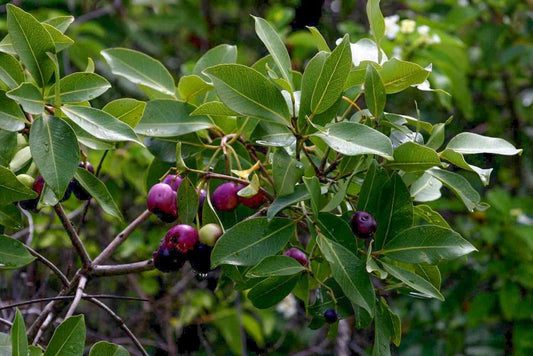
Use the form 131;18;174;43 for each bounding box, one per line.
317;236;375;315
273;149;304;196
6;83;44;115
321;173;356;212
304;176;322;216
177;176;198;225
253;16;292;86
0;166;37;206
440;149;492;186
28;345;43;356
381;225;476;263
306;26;330;52
0;204;23;230
177;74;213;102
74;168;123;221
309;35;351;115
426;123;445;150
102;98;146;128
7;5;55;87
193;44;237;81
0;332;11;355
446;132;522;155
0;130;17;166
70;124;116;151
29;115;79;198
135;99;212;137
0;234;35;269
62;105;143;145
246;256;305;277
248;274;299;308
0;52;24;89
410;173;442;202
374;174;413;250
101;48;175;96
201;185;223;227
388;142;441;172
381;262;444;300
89;341;129;356
42;16;74;33
42;23;73;52
0;91;26;132
317;212;358;254
191;101;241;117
414;263;441;290
383;112;433;134
203;64;290;124
298;51;328;126
366;0;385;62
378;59;431;94
267;185;309;220
211;217;296;267
413;204;450;228
251;121;295;147
46;72;111;103
364;64;386;119
43;315;85;356
314;122;393;159
357;160;389;215
373;298;401;356
11;309;27;356
427;168;482;212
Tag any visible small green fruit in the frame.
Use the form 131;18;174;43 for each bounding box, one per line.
199;223;223;246
16;174;35;189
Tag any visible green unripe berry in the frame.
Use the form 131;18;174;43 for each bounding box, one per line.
199;223;223;247
16;174;35;189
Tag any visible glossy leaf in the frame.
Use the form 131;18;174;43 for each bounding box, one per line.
7;5;55;87
307;26;330;52
413;204;450;228
193;44;237;80
374;174;413;250
29;115;79;198
74;168;123;220
246;256;305;277
253;16;292;85
446;132;522;155
0;204;22;230
382;225;476;263
373;298;401;356
177;74;214;102
191;101;241;117
177;176;198;225
0;91;26;132
211;217;296;267
0;235;35;269
203;64;290;124
440;149;492;186
415;263;441;290
47;72;111;103
42;23;73;52
248;275;299;309
379;58;431;94
103;98;146;128
43;315;86;356
272;149;304;196
0;52;24;89
364;64;386;118
89;341;129;356
427;168;482;212
62;105;142;144
267;185;309;220
381;262;444;300
317;212;358;254
317;236;375;315
315;122;393;159
43;16;74;33
304;176;322;215
410;173;442;202
6;83;44;115
135;99;212;137
298;51;328;126
366;0;385;62
358;160;389;215
101;48;175;96
0;130;17;166
388;142;441;172
11;309;27;356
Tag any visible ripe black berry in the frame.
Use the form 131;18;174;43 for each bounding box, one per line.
189;243;213;273
324;309;338;323
350;211;377;239
153;244;186;273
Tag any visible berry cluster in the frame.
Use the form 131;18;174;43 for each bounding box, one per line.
153;223;223;273
18;161;95;211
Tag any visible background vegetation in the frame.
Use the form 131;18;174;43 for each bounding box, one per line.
0;0;531;355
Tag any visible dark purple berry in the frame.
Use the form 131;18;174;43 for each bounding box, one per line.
189;243;213;273
72;162;94;200
324;309;338;323
212;182;239;211
19;175;44;211
162;174;183;191
147;183;177;222
198;189;207;208
284;248;308;266
153;244;186;273
165;224;199;253
350;211;377;239
237;184;266;209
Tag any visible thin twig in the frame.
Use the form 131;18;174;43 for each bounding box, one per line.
19;206;34;245
0;318;12;327
64;276;87;318
54;204;92;267
92;209;152;265
90;260;154;276
25;245;70;287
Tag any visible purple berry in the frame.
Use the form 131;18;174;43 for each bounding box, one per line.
153;244;186;273
162;174;183;191
212;182;240;211
324;309;338;323
189;243;213;273
165;224;199;253
350;211;377;239
237;184;266;209
147;183;177;223
198;189;207;208
284;248;308;266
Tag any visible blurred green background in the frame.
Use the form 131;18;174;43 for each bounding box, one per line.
0;0;532;354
